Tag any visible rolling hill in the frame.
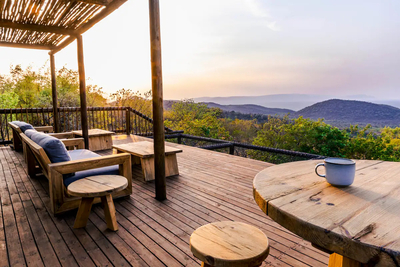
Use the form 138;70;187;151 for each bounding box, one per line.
294;99;400;127
203;102;294;116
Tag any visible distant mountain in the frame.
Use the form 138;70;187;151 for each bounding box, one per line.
204;102;293;116
294;99;400;127
194;94;378;111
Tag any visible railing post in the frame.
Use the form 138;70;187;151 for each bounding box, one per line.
229;144;235;155
126;108;131;135
177;135;182;144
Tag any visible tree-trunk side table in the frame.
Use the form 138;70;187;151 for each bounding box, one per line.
67;175;128;231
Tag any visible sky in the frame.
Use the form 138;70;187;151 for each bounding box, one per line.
1;0;400;100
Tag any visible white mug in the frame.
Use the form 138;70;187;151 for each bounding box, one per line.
315;158;356;187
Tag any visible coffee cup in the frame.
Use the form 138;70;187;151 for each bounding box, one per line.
315;158;356;187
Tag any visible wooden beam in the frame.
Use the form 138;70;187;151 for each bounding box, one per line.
76;35;89;149
77;0;112;6
50;0;127;54
50;54;60;133
149;0;166;200
0;19;76;35
0;41;54;50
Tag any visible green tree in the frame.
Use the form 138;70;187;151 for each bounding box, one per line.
250;116;349;163
110;88;152;116
0;91;19;109
164;99;230;139
221;118;260;143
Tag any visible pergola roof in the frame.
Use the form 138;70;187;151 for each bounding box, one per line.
0;0;126;53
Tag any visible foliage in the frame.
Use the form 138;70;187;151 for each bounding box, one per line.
0;91;19;109
165;99;230;139
110;88;152;116
222;110;271;124
221;118;260;143
250;116;400;163
250;116;348;163
1;64;107;108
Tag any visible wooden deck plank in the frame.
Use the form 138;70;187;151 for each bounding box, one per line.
2;148;61;267
6;148;82;267
0;135;329;267
0;148;27;267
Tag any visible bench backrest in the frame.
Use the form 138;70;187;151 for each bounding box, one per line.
8;122;23;133
20;133;52;178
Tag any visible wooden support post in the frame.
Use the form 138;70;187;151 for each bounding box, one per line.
50;54;60;133
126;108;131;135
77;35;89;149
149;0;166;200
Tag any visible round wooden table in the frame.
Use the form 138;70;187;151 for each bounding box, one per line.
68;175;128;231
253;160;400;267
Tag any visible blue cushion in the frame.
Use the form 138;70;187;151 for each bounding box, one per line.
11;121;34;133
29;131;71;163
63;149;119;187
24;129;38;138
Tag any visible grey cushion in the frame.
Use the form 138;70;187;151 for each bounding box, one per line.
29;131;71;163
11;121;34;133
64;149;119;187
24;129;38;138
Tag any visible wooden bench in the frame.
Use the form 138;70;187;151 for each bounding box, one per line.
113;141;182;181
20;133;132;215
190;221;270;267
67;175;128;231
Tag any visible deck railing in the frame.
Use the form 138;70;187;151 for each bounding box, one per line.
163;133;325;164
0;106;175;144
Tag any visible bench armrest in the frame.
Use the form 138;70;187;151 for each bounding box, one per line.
49;153;131;175
61;138;84;149
48;132;74;139
34;126;53;133
48;153;132;215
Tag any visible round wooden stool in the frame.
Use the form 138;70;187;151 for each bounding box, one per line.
67;175;128;231
190;221;269;267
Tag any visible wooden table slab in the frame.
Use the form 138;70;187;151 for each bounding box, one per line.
113;141;183;182
72;129;114;151
253;160;400;267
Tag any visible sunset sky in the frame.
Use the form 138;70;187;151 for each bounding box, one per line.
1;0;399;100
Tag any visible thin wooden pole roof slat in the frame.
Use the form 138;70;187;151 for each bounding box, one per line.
0;0;126;53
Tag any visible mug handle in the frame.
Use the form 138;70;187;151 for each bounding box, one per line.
315;163;325;178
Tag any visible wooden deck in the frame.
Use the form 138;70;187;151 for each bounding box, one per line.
0;135;329;267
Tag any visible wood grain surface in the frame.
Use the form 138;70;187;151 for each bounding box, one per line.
72;129;115;137
253;160;400;266
190;221;270;267
67;175;128;197
113;141;182;158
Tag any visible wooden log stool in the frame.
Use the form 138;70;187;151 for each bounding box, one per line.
190;221;270;267
67;175;128;231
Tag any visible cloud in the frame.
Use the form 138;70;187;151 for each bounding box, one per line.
266;21;280;31
244;0;271;18
244;0;281;31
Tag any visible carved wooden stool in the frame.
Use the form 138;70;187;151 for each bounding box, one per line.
190;221;269;267
67;175;128;231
